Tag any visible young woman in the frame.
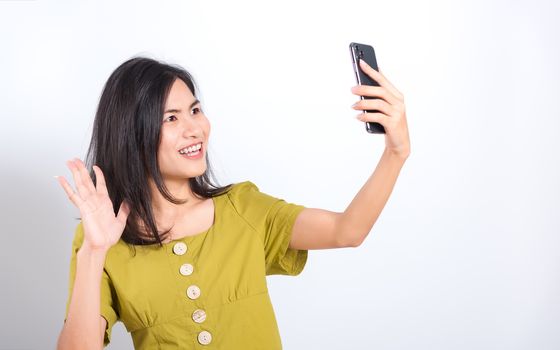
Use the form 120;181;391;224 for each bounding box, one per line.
56;56;410;349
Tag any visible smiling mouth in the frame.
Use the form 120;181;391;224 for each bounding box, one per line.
178;142;203;156
178;143;204;159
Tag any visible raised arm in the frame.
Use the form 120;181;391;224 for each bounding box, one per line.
55;158;130;349
289;59;410;250
289;149;407;250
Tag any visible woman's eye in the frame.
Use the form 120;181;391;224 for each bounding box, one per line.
164;108;202;123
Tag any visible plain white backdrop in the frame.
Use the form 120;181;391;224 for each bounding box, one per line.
1;0;559;349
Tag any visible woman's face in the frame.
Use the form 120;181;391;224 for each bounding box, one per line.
157;78;210;182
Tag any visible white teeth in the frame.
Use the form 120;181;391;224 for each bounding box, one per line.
179;143;202;155
189;143;201;152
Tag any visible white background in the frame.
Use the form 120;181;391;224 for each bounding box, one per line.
1;0;559;349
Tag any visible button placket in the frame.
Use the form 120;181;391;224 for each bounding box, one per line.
174;239;211;344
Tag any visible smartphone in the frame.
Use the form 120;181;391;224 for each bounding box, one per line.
349;42;386;134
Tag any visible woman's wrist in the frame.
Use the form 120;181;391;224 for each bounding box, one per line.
77;244;109;260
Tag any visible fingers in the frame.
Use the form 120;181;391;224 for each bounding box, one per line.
64;158;100;211
356;112;387;127
67;158;96;203
359;59;404;101
352;98;395;117
351;85;400;105
55;175;85;208
74;158;97;194
66;159;90;202
93;165;109;196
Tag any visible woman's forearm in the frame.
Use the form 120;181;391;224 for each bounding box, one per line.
338;148;407;246
57;246;107;350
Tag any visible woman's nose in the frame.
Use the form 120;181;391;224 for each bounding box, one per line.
180;118;202;136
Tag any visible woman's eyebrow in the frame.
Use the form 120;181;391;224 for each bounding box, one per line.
164;99;200;114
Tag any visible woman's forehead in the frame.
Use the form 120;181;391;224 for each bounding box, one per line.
164;79;197;111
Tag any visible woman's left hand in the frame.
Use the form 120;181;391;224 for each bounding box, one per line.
351;59;410;159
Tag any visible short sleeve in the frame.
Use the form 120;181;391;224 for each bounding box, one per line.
227;181;308;276
63;222;118;347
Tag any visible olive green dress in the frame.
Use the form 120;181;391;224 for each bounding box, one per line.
63;181;308;349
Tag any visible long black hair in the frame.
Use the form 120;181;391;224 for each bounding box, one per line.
84;55;233;247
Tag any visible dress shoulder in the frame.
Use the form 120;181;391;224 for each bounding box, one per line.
226;180;308;276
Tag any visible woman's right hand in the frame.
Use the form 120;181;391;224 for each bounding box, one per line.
56;158;131;252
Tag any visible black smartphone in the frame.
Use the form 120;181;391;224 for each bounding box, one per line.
349;42;386;134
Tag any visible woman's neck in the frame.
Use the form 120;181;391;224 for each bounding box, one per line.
148;177;202;225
